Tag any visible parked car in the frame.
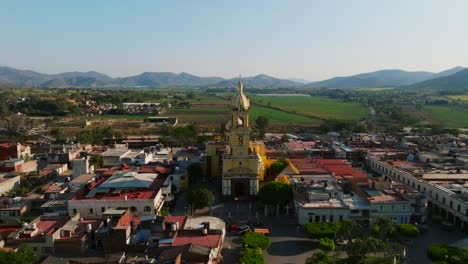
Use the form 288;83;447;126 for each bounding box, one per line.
228;224;238;232
237;225;250;235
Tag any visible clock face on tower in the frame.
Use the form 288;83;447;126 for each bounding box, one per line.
238;136;243;145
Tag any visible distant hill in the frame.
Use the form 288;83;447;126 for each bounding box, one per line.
0;66;300;88
305;67;465;88
406;68;468;90
217;74;302;88
1;65;466;89
115;72;224;88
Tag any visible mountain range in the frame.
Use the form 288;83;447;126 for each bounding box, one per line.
0;66;466;89
406;68;468;90
305;67;465;88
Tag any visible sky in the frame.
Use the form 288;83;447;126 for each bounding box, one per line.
1;0;468;81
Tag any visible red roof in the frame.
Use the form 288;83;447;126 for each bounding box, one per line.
0;226;20;238
0;143;17;161
171;230;221;248
36;219;68;235
164;216;187;229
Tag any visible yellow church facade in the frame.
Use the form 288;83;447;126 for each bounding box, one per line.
221;80;266;199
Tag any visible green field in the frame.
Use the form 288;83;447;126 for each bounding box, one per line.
251;96;369;120
447;95;468;101
250;105;320;123
423;105;468;128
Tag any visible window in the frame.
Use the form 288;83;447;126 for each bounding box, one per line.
442;197;446;205
315;216;320;222
73;209;77;214
449;201;453;209
350;210;359;214
329;215;334;222
339;215;343;222
322;215;326;222
9;211;17;217
131;206;137;212
180;176;185;180
436;194;439;200
309;216;313;223
89;208;94;214
402;205;406;211
144;206;152;212
101;207;106;212
458;205;461;212
379;206;383;212
391;205;395;212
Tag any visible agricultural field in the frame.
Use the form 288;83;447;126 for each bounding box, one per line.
422;105;468;128
250;95;369;121
447;94;468;101
355;87;396;91
250;105;320;124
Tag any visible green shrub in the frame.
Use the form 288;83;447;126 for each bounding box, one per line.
239;248;265;264
243;232;271;250
396;224;419;237
318;238;336;251
306;222;342;239
427;244;449;261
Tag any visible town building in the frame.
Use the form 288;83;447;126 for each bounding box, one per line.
367;150;468;231
68;171;168;217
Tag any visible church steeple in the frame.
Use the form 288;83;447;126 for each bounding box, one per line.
231;78;250;111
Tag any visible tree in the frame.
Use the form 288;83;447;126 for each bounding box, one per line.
239;248;265;264
0;244;37;264
306;222;342;239
396;224;419;237
186;187;214;210
187;162;205;184
51;127;66;142
345;236;386;263
268;158;288;178
243;232;271;250
89;155;103;169
257;181;291;206
372;217;395;241
2;114;27;140
306;250;336;264
318;238;336;252
255;116;269;137
339;220;353;241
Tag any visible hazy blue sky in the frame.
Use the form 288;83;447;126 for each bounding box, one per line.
1;0;467;81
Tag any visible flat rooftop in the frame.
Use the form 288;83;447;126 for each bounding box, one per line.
364;188;407;203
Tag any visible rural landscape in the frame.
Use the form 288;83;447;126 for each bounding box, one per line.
1;1;468;264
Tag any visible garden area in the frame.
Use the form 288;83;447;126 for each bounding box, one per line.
239;232;271;264
303;217;425;264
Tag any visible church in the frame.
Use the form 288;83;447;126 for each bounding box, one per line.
220;79;266;199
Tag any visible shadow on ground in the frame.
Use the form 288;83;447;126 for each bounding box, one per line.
267;239;315;256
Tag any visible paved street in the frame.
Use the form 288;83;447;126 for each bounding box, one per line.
406;221;466;264
172;181;468;264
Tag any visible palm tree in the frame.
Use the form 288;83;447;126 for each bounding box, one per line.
374;217;395;241
339;220;354;241
346;236;386;264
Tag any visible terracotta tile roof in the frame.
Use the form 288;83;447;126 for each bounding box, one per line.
171;230;221;248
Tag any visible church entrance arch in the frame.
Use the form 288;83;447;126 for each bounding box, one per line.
234;182;246;197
